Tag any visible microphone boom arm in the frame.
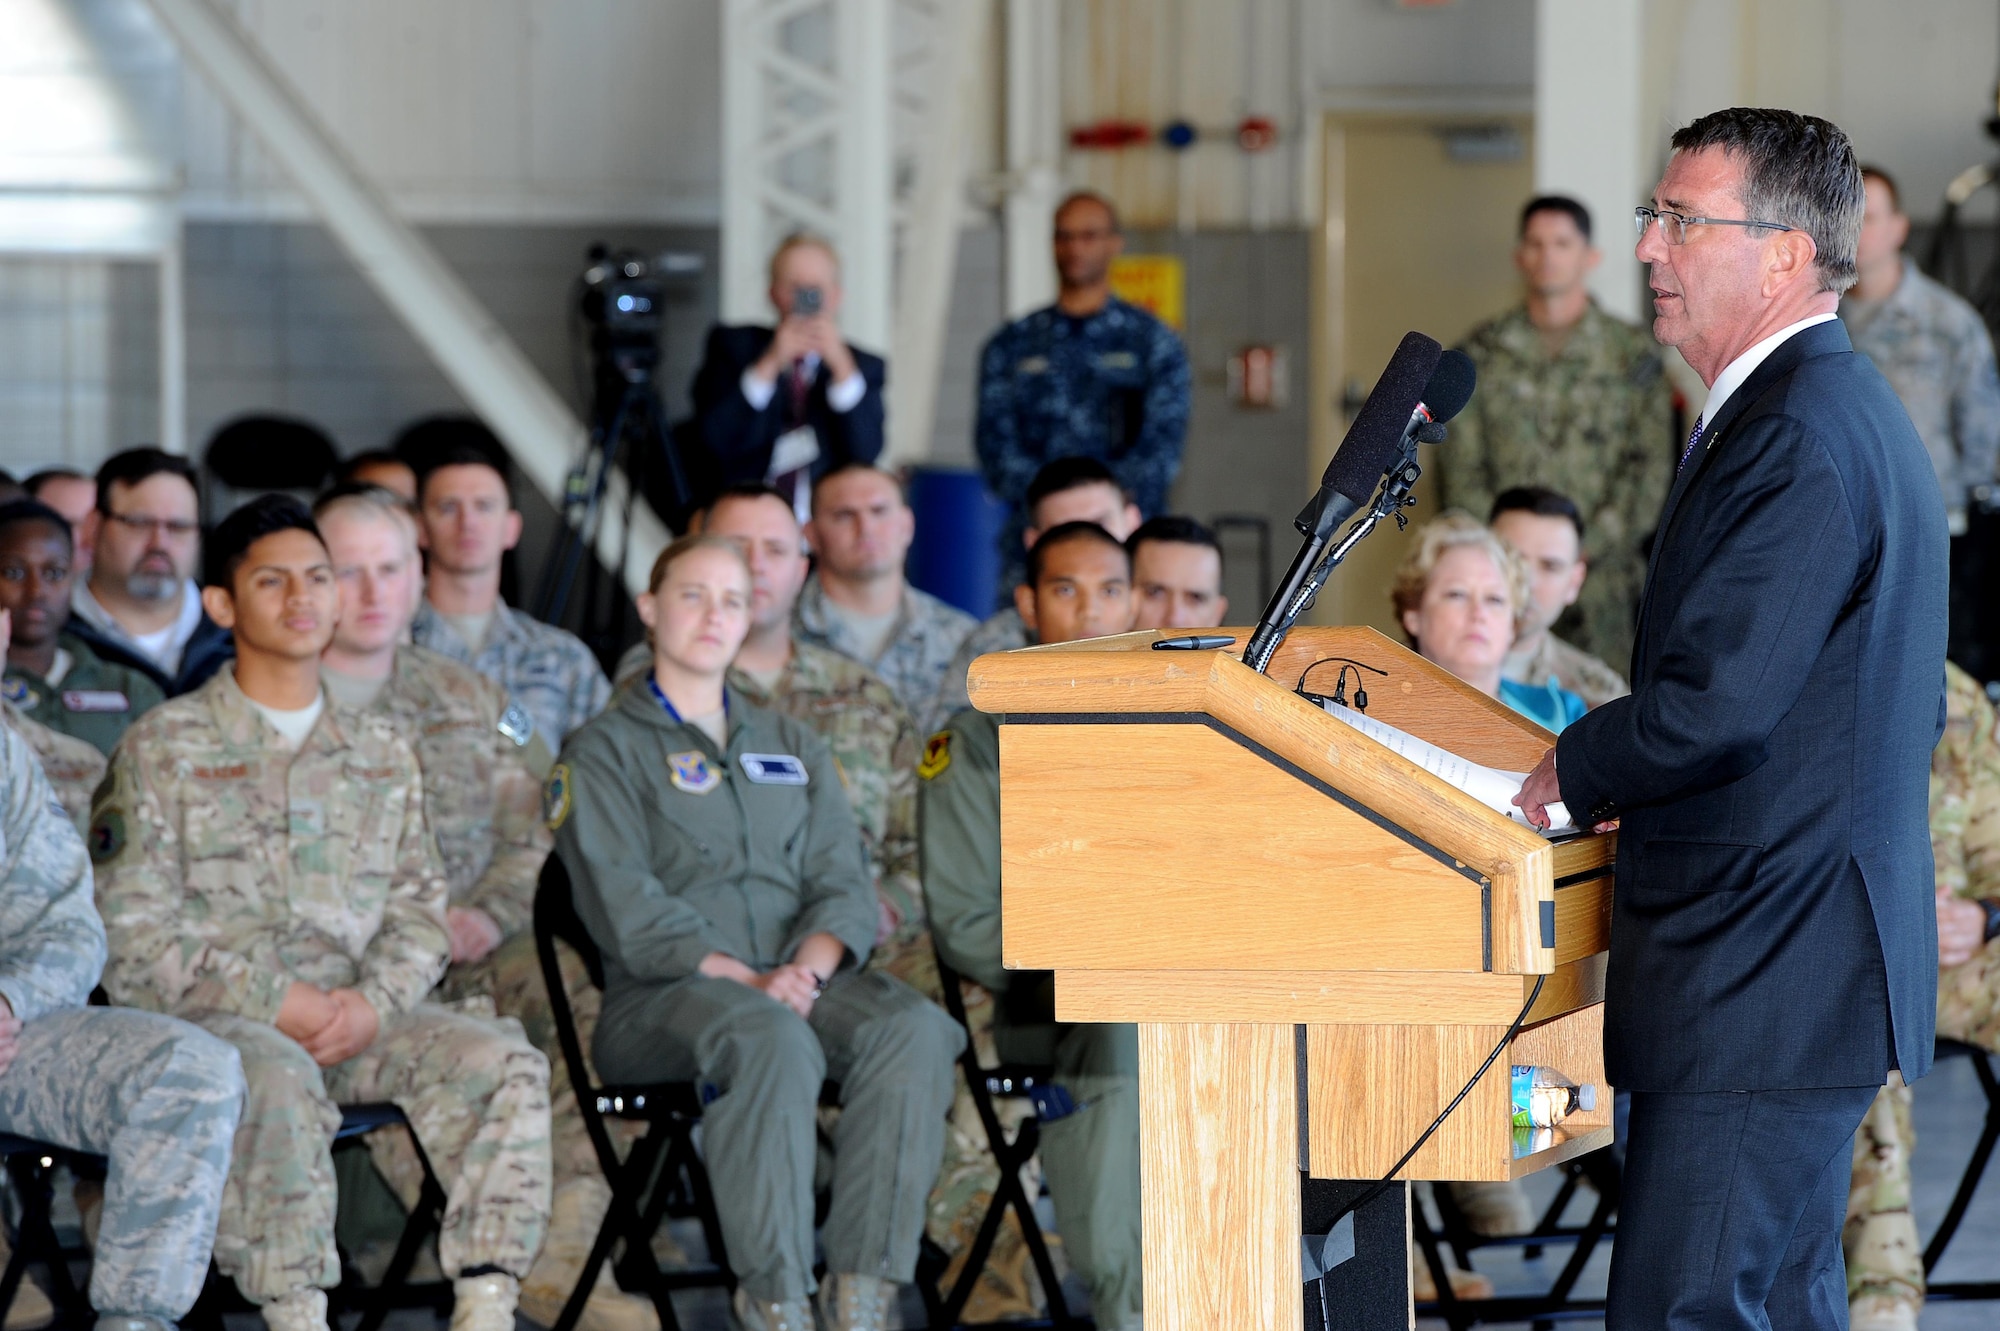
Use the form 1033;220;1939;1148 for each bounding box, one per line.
1242;434;1430;674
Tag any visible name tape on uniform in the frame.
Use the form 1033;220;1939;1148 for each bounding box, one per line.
63;689;130;713
738;753;808;786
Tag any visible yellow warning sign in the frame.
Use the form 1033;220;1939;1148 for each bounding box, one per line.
1109;254;1186;331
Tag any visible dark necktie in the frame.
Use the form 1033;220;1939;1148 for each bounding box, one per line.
1677;414;1706;473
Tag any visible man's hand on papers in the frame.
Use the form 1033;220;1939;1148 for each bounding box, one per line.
1513;749;1616;834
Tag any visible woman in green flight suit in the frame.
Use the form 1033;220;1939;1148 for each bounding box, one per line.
549;535;962;1331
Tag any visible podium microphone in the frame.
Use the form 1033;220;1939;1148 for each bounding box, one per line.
1243;332;1444;672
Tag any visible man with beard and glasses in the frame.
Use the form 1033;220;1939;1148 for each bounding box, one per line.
67;449;232;697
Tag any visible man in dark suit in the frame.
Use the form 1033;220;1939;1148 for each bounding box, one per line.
1516;109;1949;1330
685;233;886;520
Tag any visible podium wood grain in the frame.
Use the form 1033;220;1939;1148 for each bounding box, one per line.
1138;1022;1300;1331
972;627;1618;1328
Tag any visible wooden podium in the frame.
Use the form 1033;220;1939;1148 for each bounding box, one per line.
967;625;1615;1330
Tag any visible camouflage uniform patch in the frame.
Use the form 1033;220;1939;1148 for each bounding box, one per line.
1842;261;2000;526
1437;301;1678;670
91;667;551;1302
975;296;1193;591
411;600;611;750
794;573;979;735
1846;662;2000;1318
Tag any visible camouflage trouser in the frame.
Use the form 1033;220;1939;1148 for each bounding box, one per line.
0;1007;242;1322
441;933;602;1188
198;1004;552;1303
593;970;962;1303
1846;936;2000;1315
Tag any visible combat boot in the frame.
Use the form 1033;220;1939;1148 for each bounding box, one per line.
1847;1294;1919;1331
259;1288;327;1331
449;1272;519;1331
728;1288;813;1331
518;1178;660;1331
813;1273;894;1331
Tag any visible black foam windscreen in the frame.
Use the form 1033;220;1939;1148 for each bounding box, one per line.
1423;350;1478;424
1322;331;1442;505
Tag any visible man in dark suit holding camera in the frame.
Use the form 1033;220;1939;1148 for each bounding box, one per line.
1516;109;1949;1330
685;234;886;520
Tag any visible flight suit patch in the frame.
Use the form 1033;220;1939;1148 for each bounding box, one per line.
543;763;572;828
739;753;808;786
918;732;951;780
0;679;33;707
668;751;720;795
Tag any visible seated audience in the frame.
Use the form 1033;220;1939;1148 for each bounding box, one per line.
922;521;1143;1331
68;449;233;697
90;495;551;1331
797;463;976;733
333;451;419;503
1392;512;1587;734
1846;661;2000;1331
1128;515;1228;630
0;700;244;1331
554;534;960;1331
311;486;648;1331
1489;487;1628;707
687;234;886;519
0;500;164;754
935;458;1142;718
410;446;610;748
25;467;95;574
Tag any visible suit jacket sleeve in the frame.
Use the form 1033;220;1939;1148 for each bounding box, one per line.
689;325;779;474
817;352;886;469
1555;415;1863;817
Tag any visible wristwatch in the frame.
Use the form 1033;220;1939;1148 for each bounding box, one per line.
1981;898;2000;946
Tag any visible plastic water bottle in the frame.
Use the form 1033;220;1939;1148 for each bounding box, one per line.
1511;1065;1598;1129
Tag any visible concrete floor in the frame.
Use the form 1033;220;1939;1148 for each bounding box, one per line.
1421;1052;2000;1330
197;1051;1998;1331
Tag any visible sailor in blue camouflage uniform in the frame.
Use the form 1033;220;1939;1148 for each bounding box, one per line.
975;192;1190;592
0;713;244;1331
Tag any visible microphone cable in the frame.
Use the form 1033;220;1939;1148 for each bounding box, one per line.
1312;972;1547;1316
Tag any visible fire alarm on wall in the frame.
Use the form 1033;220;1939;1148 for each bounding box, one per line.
1227;345;1288;410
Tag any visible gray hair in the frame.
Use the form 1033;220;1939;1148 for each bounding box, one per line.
1670;108;1863;293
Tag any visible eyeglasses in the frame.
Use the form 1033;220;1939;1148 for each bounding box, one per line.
1633;206;1796;246
105;512;199;539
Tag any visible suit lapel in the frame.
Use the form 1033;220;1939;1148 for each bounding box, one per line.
1632;320;1853;675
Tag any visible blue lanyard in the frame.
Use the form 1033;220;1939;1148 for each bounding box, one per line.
648;672;726;726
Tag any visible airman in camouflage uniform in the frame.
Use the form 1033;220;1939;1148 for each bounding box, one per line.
412;600;610;751
933;608;1032;725
91;665;552;1321
2;697;105;830
1846;661;2000;1328
1437;302;1677;670
794;571;976;736
976;189;1191;595
0;716;245;1331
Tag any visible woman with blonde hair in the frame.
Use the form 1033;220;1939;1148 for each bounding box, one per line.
1391;511;1587;733
551;533;963;1331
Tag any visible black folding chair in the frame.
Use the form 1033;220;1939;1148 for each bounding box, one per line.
1923;1037;2000;1304
534;854;732;1331
1411;1147;1619;1330
917;948;1081;1331
0;1135;96;1329
182;1102;452;1331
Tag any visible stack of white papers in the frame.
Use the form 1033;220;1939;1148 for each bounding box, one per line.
1320;702;1577;837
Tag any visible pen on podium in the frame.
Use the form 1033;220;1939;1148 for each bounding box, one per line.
1151;635;1238;651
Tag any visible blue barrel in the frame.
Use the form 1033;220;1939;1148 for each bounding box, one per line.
906;465;1008;617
